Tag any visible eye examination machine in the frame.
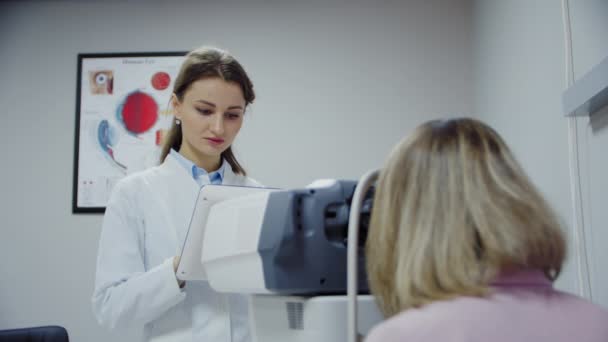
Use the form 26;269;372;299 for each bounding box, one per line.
176;171;383;342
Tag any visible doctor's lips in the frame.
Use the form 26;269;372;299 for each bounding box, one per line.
206;137;225;145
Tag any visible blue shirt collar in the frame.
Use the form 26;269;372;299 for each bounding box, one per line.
170;149;225;185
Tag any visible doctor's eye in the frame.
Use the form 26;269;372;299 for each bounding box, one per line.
225;113;241;120
196;108;214;116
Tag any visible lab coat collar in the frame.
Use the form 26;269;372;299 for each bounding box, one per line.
222;163;239;186
161;152;199;190
162;152;242;188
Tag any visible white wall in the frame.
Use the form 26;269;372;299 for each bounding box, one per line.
0;1;472;341
472;0;608;308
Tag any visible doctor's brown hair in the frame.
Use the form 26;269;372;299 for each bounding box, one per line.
366;118;566;317
160;46;255;175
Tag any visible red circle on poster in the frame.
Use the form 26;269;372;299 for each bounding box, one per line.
151;72;171;91
121;91;158;134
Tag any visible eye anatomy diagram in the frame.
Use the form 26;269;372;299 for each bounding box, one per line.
151;71;171;91
97;119;126;172
117;91;159;135
89;70;114;95
76;53;185;210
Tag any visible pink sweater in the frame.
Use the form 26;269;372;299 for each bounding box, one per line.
366;270;608;342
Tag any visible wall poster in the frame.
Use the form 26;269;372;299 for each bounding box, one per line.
73;52;186;213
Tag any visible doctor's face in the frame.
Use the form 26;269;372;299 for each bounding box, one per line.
172;77;245;164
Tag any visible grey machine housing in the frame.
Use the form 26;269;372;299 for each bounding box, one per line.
256;180;373;295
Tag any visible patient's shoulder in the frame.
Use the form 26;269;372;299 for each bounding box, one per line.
365;299;466;342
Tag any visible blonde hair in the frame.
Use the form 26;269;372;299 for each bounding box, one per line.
366;118;565;317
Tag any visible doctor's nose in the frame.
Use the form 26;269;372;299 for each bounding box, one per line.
210;115;224;135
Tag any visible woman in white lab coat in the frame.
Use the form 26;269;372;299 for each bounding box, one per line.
92;47;261;342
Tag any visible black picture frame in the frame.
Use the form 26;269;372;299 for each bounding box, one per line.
72;51;187;214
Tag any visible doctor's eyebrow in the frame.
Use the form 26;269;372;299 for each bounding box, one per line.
196;100;243;111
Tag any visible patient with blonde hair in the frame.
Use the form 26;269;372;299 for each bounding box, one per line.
365;118;608;342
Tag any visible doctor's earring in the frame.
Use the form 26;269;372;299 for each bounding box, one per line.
175;118;181;125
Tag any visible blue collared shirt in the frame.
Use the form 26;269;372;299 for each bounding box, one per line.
170;149;225;186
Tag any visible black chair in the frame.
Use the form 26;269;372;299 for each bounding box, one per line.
0;326;69;342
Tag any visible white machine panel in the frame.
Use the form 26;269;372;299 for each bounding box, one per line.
176;185;276;281
203;192;274;293
249;295;383;342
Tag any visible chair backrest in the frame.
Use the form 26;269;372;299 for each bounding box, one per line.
0;325;69;342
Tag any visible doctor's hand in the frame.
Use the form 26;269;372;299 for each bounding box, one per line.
173;256;186;289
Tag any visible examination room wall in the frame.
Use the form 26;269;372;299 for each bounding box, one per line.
472;0;608;309
0;1;472;341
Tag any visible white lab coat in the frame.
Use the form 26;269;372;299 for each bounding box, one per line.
92;153;261;342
